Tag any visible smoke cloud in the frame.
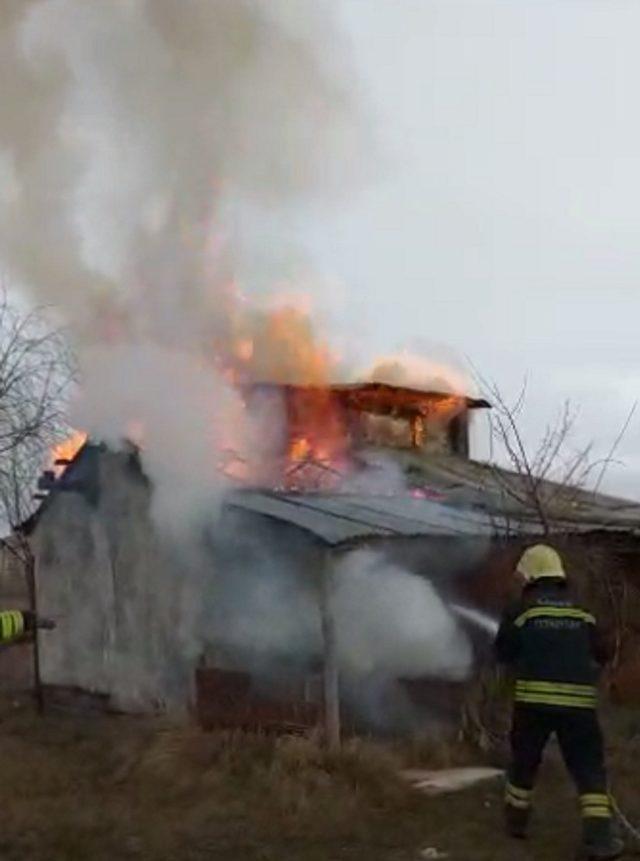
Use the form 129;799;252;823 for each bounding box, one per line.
0;0;366;524
0;0;363;317
71;343;247;530
333;550;472;680
365;352;477;397
211;543;472;685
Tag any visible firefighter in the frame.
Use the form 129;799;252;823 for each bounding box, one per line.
0;610;54;643
495;544;624;860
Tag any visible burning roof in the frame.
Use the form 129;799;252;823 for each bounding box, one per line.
241;380;490;491
248;381;490;419
50;431;88;478
36;378;640;547
44;379;487;494
28;436;640;548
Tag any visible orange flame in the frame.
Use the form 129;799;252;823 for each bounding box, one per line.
226;298;336;387
220;294;350;487
289;437;312;462
50;430;88;477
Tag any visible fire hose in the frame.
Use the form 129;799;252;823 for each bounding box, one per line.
611;794;640;850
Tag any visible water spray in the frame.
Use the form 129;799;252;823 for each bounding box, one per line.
450;604;499;637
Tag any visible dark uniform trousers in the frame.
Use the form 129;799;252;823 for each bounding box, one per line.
507;705;612;846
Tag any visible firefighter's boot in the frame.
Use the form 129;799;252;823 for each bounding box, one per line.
505;803;530;839
581;817;624;860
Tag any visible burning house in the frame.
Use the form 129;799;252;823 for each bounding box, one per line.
2;0;639;741
22;378;640;734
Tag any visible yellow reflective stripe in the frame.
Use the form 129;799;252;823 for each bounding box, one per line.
515;692;596;709
514;607;596;627
0;611;24;641
516;691;596;703
506;783;532;800
506;794;530;809
515;680;597;707
516;692;596;707
582;807;612;819
580;794;610;806
516;681;596;696
516;686;596;700
505;782;532;809
580;794;611;818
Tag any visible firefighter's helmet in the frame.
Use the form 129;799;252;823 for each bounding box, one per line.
516;544;566;582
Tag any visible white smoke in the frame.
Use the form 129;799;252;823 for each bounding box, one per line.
0;0;367;526
209;546;472;686
1;0;363;313
333;550;472;680
365;351;477;397
212;563;322;665
71;343;247;530
341;450;410;495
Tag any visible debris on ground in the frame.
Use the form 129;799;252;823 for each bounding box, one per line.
419;847;450;859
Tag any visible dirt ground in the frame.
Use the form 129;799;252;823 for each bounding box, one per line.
0;696;638;861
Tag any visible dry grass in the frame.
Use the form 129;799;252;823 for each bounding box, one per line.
0;696;638;860
392;728;485;771
0;696;427;861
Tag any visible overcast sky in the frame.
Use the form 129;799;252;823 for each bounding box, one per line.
292;0;640;498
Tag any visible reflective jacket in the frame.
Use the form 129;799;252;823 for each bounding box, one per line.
495;580;609;709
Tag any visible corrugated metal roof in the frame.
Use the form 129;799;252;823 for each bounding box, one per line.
400;453;640;532
226;452;640;547
225;489;534;547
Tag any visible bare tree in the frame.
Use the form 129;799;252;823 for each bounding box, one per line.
475;372;636;536
481;378;639;660
0;295;74;531
0;293;75;710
